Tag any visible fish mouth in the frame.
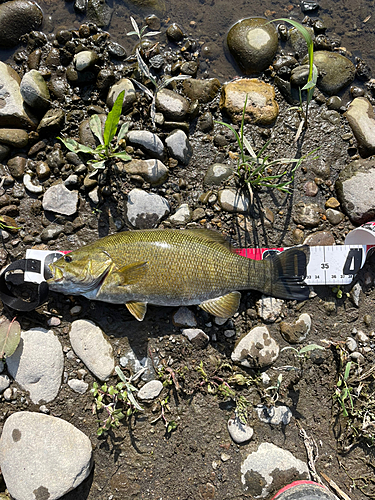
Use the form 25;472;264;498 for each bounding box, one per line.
47;263;111;294
47;265;64;283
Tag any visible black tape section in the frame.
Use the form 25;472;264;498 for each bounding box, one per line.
0;259;49;311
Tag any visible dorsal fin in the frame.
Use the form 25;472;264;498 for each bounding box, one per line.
183;228;232;249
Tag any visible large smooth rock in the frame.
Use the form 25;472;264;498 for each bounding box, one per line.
241;442;309;498
6;328;64;404
227;17;278;75
231;326;279;368
0;0;43;48
106;78;136;111
0;62;36;128
182;78;221;103
122;159;168;185
0;128;28;148
220;79;279;124
345;97;375;158
155;88;190;121
0;412;92;500
126;188;170;228
69;319;115;381
127;130;165;160
20;69;50;110
335;158;375;224
304;50;355;95
165;129;193;165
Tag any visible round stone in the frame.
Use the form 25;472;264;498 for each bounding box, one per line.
0;0;43;48
227;18;278;75
137;380;163;401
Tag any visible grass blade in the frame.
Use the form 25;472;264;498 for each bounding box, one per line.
89;115;104;145
104;90;125;148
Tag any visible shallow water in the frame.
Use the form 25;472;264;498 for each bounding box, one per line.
2;0;375;82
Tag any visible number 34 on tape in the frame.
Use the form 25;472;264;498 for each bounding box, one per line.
237;245;373;286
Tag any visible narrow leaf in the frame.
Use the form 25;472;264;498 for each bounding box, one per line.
58;137;80;153
76;144;97;154
131;78;154;100
104;90;125;147
146;31;162;37
89;115;104;145
0;317;21;359
130;16;140;36
113;152;132;161
298;344;325;354
117;122;129;143
243;136;257;159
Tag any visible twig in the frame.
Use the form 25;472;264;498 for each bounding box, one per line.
297;421;322;484
320;472;353;500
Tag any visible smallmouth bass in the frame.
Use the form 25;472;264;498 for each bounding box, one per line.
47;228;309;321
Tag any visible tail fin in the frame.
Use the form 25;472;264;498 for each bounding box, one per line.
263;246;310;300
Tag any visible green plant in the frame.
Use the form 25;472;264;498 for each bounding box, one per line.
0;215;20;233
58;91;131;170
335;361;354;418
216;96;318;202
274;18;318;137
150;396;178;434
133;49;191;125
127;16;161;40
91;366;144;436
0;317;21;359
281;343;325;358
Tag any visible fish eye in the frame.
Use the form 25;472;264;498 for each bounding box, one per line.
64;255;73;263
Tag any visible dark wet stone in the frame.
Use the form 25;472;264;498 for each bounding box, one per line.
7;156;26;179
182;78;221;103
45;48;61;69
74;0;87;13
0;0;43;48
37;109;65;136
27;49;42;70
301;0;319;11
107;41;127;59
96;68;115;91
227;17;278;75
166;23;184;42
198;111;214;132
87;0;112;27
180;61;198;77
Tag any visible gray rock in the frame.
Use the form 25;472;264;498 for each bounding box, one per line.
256;405;292;425
227;18;278;75
293;202;321;227
0;374;10;393
304;50;355;96
204;163;234;185
256;296;284;323
20;69;50;110
155;89;190;121
87;0;112;27
279;313;312;344
172;307;197;327
0;0;43;48
227;414;254;444
40;224;64;242
346;337;357;352
182;78;221;103
68;378;89;394
0;411;92;500
137;380;163;401
241;442;309;498
42;183;79;216
165;129;193;165
122;159;168;185
182;328;209;348
6;328;64;404
326;208;345;225
0;62;36;128
69;319;115;381
231;326;279;368
345;97;375;158
289;26;315;59
218;188;250;213
106;78;136;111
74;50;98;71
127;130;164;160
126;188;170;228
335;158;375;224
169;203;191;224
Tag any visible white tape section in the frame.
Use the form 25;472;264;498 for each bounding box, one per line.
25;249;66;284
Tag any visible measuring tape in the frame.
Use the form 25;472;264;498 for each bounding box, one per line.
1;222;375;311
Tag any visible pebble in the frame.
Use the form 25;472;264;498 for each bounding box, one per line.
74;50;98;71
42;183;79;216
155;89;190;121
137;380;163;401
7;155;26;179
0;374;10;393
6;328;64;404
293;202;321;227
241;443;309;498
346;337;357;352
0;128;28;148
69;319;115;381
126;188;170;229
20;69;50;110
23;173;43;194
335;158;375;224
126;130;165;160
122;159;168;186
37;109;65;136
231;326;279;368
0;411;92;500
172;307;197;328
350;282;362;307
220;79;279;125
68;378;89;394
218;188;250;213
345;97;375;158
279;313;312;344
303;231;335;246
106;78;136;111
169;203;192;224
182;328;209;348
204;163;233;185
326;208;345;225
165;129;193;165
182;78;221;103
255;405;292;425
305;50;355;95
256;296;284;323
227;17;278;75
0;0;43;48
227;414;254;444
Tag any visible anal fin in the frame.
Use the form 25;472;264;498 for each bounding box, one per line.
126;301;147;321
199;291;241;318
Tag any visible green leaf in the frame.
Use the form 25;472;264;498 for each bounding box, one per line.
113;151;132;161
136;50;158;88
75;144;97;154
130;16;140;37
89;160;106;169
89;115;104;145
0;317;20;358
298;344;325;354
117;122;129;144
104;90;125;148
58;137;80;153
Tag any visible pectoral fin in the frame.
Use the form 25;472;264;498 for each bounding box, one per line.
112;261;148;286
199;291;241;318
126;301;147;321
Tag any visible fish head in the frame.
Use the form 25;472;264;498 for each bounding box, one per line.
47;248;112;295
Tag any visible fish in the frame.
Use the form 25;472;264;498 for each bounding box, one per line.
47;228;310;321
